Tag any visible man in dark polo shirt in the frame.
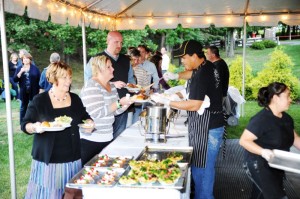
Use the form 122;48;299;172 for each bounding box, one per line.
84;31;135;139
152;40;224;199
206;46;229;101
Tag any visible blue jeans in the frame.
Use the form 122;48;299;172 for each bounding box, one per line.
113;111;128;139
191;126;224;199
132;105;143;124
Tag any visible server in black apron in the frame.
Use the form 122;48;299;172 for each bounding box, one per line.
151;40;224;199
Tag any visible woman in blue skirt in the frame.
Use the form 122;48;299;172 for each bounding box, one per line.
21;61;94;199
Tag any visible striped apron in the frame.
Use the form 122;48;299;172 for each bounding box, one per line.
188;109;211;168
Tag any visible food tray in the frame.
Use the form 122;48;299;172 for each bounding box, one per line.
66;167;125;189
117;163;189;190
268;149;300;174
84;155;133;169
136;146;193;164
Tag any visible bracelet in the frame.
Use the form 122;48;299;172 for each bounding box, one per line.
116;100;122;109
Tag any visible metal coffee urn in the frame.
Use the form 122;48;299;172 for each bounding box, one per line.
139;105;172;143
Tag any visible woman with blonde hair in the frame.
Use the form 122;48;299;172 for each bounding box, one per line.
21;61;93;199
8;52;19;100
80;55;132;165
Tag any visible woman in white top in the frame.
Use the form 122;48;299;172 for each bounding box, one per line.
80;55;132;165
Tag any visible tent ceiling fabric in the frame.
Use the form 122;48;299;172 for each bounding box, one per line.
4;0;300;29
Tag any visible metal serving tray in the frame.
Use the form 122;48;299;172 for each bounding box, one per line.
66;167;125;189
117;163;189;190
268;149;300;174
136;146;193;164
84;155;133;169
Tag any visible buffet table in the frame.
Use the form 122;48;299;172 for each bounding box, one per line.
81;111;191;199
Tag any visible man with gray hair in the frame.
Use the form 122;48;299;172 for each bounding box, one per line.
39;52;60;93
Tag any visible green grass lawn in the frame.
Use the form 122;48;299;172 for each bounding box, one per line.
227;101;300;138
1;43;300;198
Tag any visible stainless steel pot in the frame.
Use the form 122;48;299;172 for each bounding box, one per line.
140;105;168;134
139;105;177;142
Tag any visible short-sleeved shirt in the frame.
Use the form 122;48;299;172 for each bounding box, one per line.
213;59;229;97
188;61;223;129
245;108;294;160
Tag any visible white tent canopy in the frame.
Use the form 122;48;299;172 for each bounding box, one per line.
1;1;300;199
4;0;300;30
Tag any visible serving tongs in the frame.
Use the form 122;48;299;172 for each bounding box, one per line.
137;77;164;93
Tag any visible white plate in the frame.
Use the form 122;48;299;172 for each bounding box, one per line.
268;149;300;174
125;87;141;93
78;124;93;129
42;124;71;132
134;99;149;103
78;124;94;135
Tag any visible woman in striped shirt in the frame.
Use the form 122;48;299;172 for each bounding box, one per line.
80;55;132;165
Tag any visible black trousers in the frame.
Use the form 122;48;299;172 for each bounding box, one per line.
243;158;287;199
80;139;111;166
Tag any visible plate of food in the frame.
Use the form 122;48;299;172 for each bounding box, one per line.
125;83;142;93
78;120;94;134
40;115;72;132
41;123;71;132
131;93;149;103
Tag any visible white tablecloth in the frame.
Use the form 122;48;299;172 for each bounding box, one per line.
82;112;190;199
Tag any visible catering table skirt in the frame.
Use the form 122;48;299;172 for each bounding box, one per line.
83;186;187;199
80;111;191;199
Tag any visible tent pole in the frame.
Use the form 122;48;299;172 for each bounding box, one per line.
81;13;87;76
0;1;17;198
241;16;247;117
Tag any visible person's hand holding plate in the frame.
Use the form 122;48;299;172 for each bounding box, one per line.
79;119;95;134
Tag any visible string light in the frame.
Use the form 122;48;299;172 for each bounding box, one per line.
206;17;212;23
281;15;288;20
186;18;192;23
33;0;43;6
260;15;266;21
226;16;232;22
60;6;66;13
45;0;114;27
166;18;173;24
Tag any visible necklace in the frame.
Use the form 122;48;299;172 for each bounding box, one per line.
50;88;68;102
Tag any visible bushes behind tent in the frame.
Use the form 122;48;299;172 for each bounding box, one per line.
250;48;300;101
228;56;254;100
228;48;300;101
251;40;277;50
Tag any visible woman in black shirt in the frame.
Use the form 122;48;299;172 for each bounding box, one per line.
240;82;300;199
21;62;93;199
